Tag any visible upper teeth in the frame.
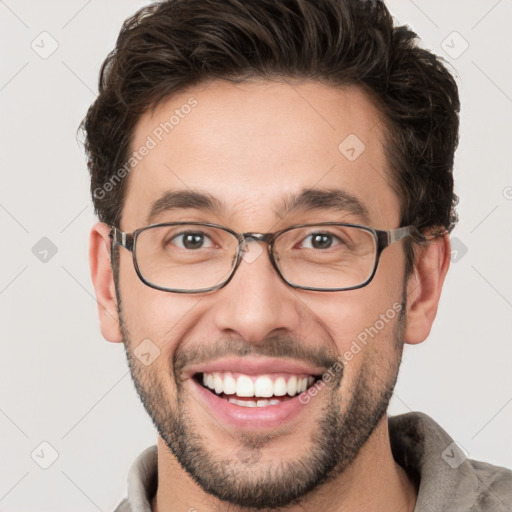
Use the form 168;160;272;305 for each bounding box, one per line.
202;372;315;397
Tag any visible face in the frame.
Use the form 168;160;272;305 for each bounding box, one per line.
115;80;408;508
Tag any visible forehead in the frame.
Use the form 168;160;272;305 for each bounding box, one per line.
122;79;400;230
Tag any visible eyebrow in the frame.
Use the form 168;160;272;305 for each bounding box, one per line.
276;188;370;223
147;190;222;224
146;187;370;225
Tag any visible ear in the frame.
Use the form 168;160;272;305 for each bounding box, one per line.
404;232;451;345
89;222;123;343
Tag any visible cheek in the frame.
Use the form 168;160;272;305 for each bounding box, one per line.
117;256;203;364
297;262;404;372
319;298;404;409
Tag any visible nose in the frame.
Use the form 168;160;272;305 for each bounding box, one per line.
211;241;301;343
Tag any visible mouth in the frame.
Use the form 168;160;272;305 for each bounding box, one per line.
186;357;327;429
193;371;322;408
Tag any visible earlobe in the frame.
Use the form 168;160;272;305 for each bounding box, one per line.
89;222;123;343
404;232;451;345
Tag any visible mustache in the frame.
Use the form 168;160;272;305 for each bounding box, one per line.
173;334;342;379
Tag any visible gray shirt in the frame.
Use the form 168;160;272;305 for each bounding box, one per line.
114;412;512;511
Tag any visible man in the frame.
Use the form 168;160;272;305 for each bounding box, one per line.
82;0;512;510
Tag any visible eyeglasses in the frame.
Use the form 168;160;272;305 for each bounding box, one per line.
111;222;425;293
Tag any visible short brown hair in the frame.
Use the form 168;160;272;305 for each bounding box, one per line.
81;0;460;272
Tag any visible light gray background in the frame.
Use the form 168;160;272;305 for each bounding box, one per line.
1;1;511;510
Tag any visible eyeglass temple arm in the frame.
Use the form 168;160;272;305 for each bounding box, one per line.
377;225;427;250
111;227;134;251
389;226;421;244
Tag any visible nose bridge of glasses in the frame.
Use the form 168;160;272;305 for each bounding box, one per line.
242;231;272;241
238;232;273;249
235;233;274;265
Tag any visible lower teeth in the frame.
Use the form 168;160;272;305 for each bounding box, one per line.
227;397;283;407
209;391;293;408
227;398;281;407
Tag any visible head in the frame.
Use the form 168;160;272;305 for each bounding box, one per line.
85;0;459;508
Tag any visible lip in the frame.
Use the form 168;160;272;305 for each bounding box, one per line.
185;356;326;379
191;376;320;430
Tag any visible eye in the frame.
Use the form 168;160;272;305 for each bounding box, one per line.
170;231;215;250
300;232;341;250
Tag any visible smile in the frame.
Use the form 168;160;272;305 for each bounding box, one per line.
190;369;324;429
196;371;318;407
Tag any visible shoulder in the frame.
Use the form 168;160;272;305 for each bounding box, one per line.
114;498;132;512
112;445;158;512
389;412;512;511
467;458;512;510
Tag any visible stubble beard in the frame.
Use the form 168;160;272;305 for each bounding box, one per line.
117;285;406;510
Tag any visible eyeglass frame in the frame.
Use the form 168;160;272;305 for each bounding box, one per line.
110;221;426;294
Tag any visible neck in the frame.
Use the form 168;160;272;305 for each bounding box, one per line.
152;416;417;512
